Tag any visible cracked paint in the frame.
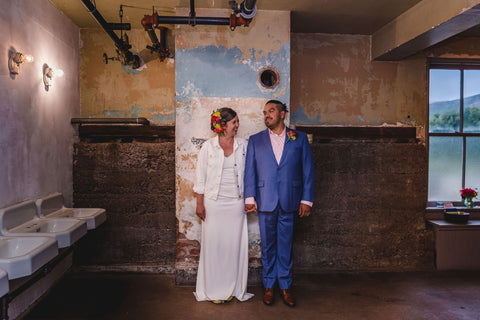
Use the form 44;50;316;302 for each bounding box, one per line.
291;33;425;127
175;11;290;261
80;29;175;125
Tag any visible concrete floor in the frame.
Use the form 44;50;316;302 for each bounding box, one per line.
24;271;480;320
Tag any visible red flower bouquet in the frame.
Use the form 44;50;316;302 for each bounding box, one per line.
460;188;477;198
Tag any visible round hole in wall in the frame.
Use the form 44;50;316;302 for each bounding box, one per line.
258;67;280;89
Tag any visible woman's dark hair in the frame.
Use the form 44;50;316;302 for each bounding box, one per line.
220;107;237;123
265;100;288;113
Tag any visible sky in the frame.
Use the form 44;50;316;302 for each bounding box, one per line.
430;69;480;103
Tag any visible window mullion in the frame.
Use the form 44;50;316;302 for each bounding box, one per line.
461;69;466;189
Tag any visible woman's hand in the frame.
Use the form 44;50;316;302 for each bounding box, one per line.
196;203;206;221
245;201;257;214
196;194;206;221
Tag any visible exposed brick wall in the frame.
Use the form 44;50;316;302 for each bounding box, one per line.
72;126;434;278
294;139;434;272
73;140;176;272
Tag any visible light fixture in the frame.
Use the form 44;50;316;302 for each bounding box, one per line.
43;64;64;88
8;51;34;75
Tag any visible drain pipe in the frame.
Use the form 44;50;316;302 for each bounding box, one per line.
80;0;140;69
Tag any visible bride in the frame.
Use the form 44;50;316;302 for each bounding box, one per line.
193;107;254;304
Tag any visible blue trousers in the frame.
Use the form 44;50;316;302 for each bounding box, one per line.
258;204;296;289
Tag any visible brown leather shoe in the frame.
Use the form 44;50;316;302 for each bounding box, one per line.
263;288;274;305
280;289;296;307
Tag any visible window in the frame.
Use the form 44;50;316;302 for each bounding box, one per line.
428;60;480;202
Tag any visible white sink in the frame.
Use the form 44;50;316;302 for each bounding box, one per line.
0;201;87;248
0;267;9;297
0;236;58;280
36;193;106;230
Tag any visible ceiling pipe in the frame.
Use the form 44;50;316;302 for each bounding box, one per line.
141;0;257;32
80;0;140;69
106;23;131;31
146;27;170;61
232;0;257;19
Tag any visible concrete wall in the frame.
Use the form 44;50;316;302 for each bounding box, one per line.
80;28;175;124
291;33;425;128
0;0;79;207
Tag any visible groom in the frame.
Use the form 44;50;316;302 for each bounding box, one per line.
244;100;314;307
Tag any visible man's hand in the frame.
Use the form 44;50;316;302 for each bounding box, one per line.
196;204;206;221
298;203;311;217
245;203;257;214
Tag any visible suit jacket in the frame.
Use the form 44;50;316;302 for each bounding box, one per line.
244;128;314;212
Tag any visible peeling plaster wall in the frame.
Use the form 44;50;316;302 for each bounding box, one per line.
0;0;79;207
291;33;426;128
175;9;290;278
80;29;175;124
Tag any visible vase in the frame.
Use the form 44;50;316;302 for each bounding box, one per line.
464;197;474;208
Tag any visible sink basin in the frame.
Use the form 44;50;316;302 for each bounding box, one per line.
0;201;87;248
0;268;9;297
36;193;106;230
0;236;58;280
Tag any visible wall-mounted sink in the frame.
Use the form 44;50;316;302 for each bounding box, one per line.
36;193;106;230
0;267;9;297
0;201;87;248
0;236;58;280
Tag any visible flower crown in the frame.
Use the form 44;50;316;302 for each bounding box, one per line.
210;109;226;135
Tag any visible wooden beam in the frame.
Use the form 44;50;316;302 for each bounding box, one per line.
372;0;480;61
296;126;417;143
77;125;175;142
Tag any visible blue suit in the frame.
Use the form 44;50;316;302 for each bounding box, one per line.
244;128;314;289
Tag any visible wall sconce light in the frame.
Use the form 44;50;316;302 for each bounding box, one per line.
9;51;34;75
43;64;64;88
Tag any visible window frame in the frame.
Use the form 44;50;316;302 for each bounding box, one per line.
427;58;480;206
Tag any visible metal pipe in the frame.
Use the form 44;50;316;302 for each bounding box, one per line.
190;0;196;22
80;0;140;68
240;0;257;19
160;28;166;51
244;0;257;11
106;23;131;31
154;16;230;25
147;29;160;46
79;0;126;50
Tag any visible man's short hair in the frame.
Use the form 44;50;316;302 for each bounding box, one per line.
266;100;288;113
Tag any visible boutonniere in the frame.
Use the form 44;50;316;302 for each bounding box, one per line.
287;130;297;141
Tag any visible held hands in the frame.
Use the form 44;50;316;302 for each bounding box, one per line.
245;203;257;214
196;204;206;221
298;203;311;218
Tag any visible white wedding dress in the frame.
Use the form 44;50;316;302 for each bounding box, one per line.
194;154;254;302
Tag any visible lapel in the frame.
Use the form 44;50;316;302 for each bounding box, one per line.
278;128;292;167
261;129;278;166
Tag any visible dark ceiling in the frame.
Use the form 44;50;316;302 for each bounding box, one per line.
49;0;424;34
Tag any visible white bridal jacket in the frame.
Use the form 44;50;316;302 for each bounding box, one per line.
193;136;247;200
